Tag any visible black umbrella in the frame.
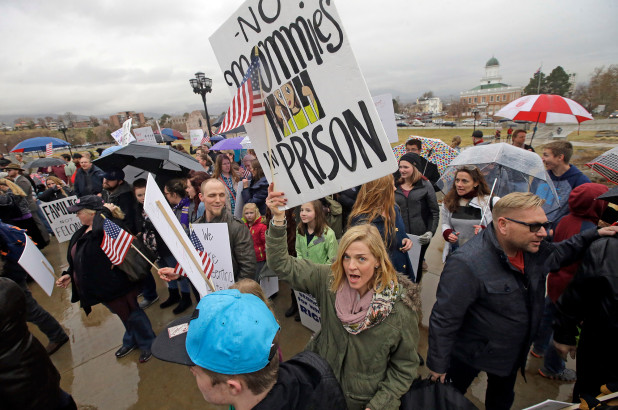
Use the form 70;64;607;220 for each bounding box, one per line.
598;186;618;206
93;142;203;178
24;157;65;168
153;132;176;143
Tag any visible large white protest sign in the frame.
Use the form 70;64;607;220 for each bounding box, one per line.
143;174;209;296
191;223;234;292
190;129;204;147
210;0;397;209
121;118;134;146
39;196;81;243
373;93;398;143
111;127;135;146
18;236;55;296
295;291;321;333
133;126;157;144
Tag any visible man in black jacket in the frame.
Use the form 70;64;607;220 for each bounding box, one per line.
427;192;618;410
73;156;104;197
101;168;137;234
152;289;346;409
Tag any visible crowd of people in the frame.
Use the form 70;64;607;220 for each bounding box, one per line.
1;134;617;410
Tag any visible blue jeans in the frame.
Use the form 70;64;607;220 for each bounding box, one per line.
140;271;158;301
103;289;155;352
532;296;565;373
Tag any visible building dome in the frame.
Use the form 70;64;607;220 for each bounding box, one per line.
486;56;499;67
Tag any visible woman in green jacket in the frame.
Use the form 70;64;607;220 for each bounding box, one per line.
266;186;420;410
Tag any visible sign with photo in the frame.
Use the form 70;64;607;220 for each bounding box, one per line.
210;0;397;208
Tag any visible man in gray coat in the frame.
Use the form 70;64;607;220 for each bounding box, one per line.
194;178;255;281
427;192;618;410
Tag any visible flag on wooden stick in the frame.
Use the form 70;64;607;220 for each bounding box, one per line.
173;229;214;279
45;142;53;157
101;218;133;265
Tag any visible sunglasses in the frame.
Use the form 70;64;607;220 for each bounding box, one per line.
504;217;551;233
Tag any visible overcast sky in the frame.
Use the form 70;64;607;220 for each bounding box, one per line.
1;0;616;119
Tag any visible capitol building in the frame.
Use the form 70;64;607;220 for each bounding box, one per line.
460;57;523;117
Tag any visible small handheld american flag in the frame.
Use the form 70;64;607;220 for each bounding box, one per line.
45;142;53;157
173;229;214;279
217;55;264;134
101;218;133;265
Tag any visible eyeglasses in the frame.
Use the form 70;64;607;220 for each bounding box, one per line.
504;217;551;233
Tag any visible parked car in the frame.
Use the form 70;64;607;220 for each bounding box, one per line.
461;119;478;126
609;111;618;119
479;119;493;126
411;119;425;127
397;122;409;127
441;121;457;127
497;118;511;123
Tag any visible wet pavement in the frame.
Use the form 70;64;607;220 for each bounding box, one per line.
27;234;578;409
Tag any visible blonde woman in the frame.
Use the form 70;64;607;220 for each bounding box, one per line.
265;185;420;410
451;135;462;153
0;178;47;248
38;176;70;202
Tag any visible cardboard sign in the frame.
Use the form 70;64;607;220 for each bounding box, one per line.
190;129;204;147
210;0;397;209
191;223;235;292
39;196;82;243
143;174;209;296
373;93;398;143
133;126;157;144
18;235;55;296
407;234;421;281
295;291;321;333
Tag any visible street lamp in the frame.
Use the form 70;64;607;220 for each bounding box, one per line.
190;73;213;137
58;122;73;155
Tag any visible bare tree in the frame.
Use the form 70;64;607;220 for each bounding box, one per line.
64;112;77;127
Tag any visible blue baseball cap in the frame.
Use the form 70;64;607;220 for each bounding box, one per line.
152;289;279;375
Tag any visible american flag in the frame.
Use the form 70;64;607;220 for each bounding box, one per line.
173;229;214;279
45;142;53;157
241;167;252;179
201;136;210;145
217;55;264;134
101;218;134;265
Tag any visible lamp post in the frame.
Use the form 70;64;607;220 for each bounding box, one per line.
190;73;213;137
58;122;73;155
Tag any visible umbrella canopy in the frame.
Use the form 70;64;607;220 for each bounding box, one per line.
161;128;184;140
100;145;124;157
11;137;71;153
210;136;246;151
392;136;458;174
210;135;225;143
495;94;593;124
586;147;618;185
597;186;618;206
93;142;203;178
23;157;65;168
240;136;252;149
438;143;560;215
153;132;176;143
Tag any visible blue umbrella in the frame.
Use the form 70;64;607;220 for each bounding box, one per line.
210;135;225;143
100;145;124;157
210;136;245;151
11;137;71;153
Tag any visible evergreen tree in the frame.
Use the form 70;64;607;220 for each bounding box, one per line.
545;66;571;96
524;71;547;95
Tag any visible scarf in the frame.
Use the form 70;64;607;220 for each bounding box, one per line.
460;188;478;200
335;279;399;335
174;197;191;229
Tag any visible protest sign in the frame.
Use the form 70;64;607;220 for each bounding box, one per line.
133;126;157;144
18;235;55;296
191;223;234;292
190;129;204;147
407;234;421;280
143;174;209;296
295;291;321;333
39;196;81;243
210;0;397;209
121;118;134;146
373;93;398;143
260;277;278;298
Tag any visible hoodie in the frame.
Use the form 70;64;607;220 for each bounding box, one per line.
542;165;591;228
547;183;608;302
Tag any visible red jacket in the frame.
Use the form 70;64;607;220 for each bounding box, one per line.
245;216;267;262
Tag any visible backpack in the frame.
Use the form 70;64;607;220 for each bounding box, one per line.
0;220;27;261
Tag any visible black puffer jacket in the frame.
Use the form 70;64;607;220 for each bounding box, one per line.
102;182;138;234
66;208;134;314
0;278;62;409
395;179;439;235
428;224;599;377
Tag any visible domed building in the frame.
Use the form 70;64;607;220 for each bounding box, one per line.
459;57;523;117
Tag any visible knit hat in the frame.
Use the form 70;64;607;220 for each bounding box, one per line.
399;152;423;170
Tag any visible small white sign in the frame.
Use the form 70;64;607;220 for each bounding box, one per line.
373;93;398;143
190;129;204;147
133;126;157;144
18;236;55;296
39;196;82;243
295;291;321;333
143;174;209;296
120;118;134;146
191;223;235;292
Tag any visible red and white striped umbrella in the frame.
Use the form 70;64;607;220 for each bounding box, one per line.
495;94;593;124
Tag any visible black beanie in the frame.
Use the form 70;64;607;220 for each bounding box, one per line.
399;152;422;170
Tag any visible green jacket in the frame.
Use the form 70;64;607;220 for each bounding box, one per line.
267;224;420;410
295;226;338;264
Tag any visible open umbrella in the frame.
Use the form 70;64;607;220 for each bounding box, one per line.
392;136;458;174
495;94;593;144
161;128;184;140
240;136;253;149
93;142;203;178
597;186;618;205
438;143;560;217
210;136;246;151
586;147;618;185
100;145;124;157
23;157;65;169
11;137;71;153
153;132;176;143
210;135;225;143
